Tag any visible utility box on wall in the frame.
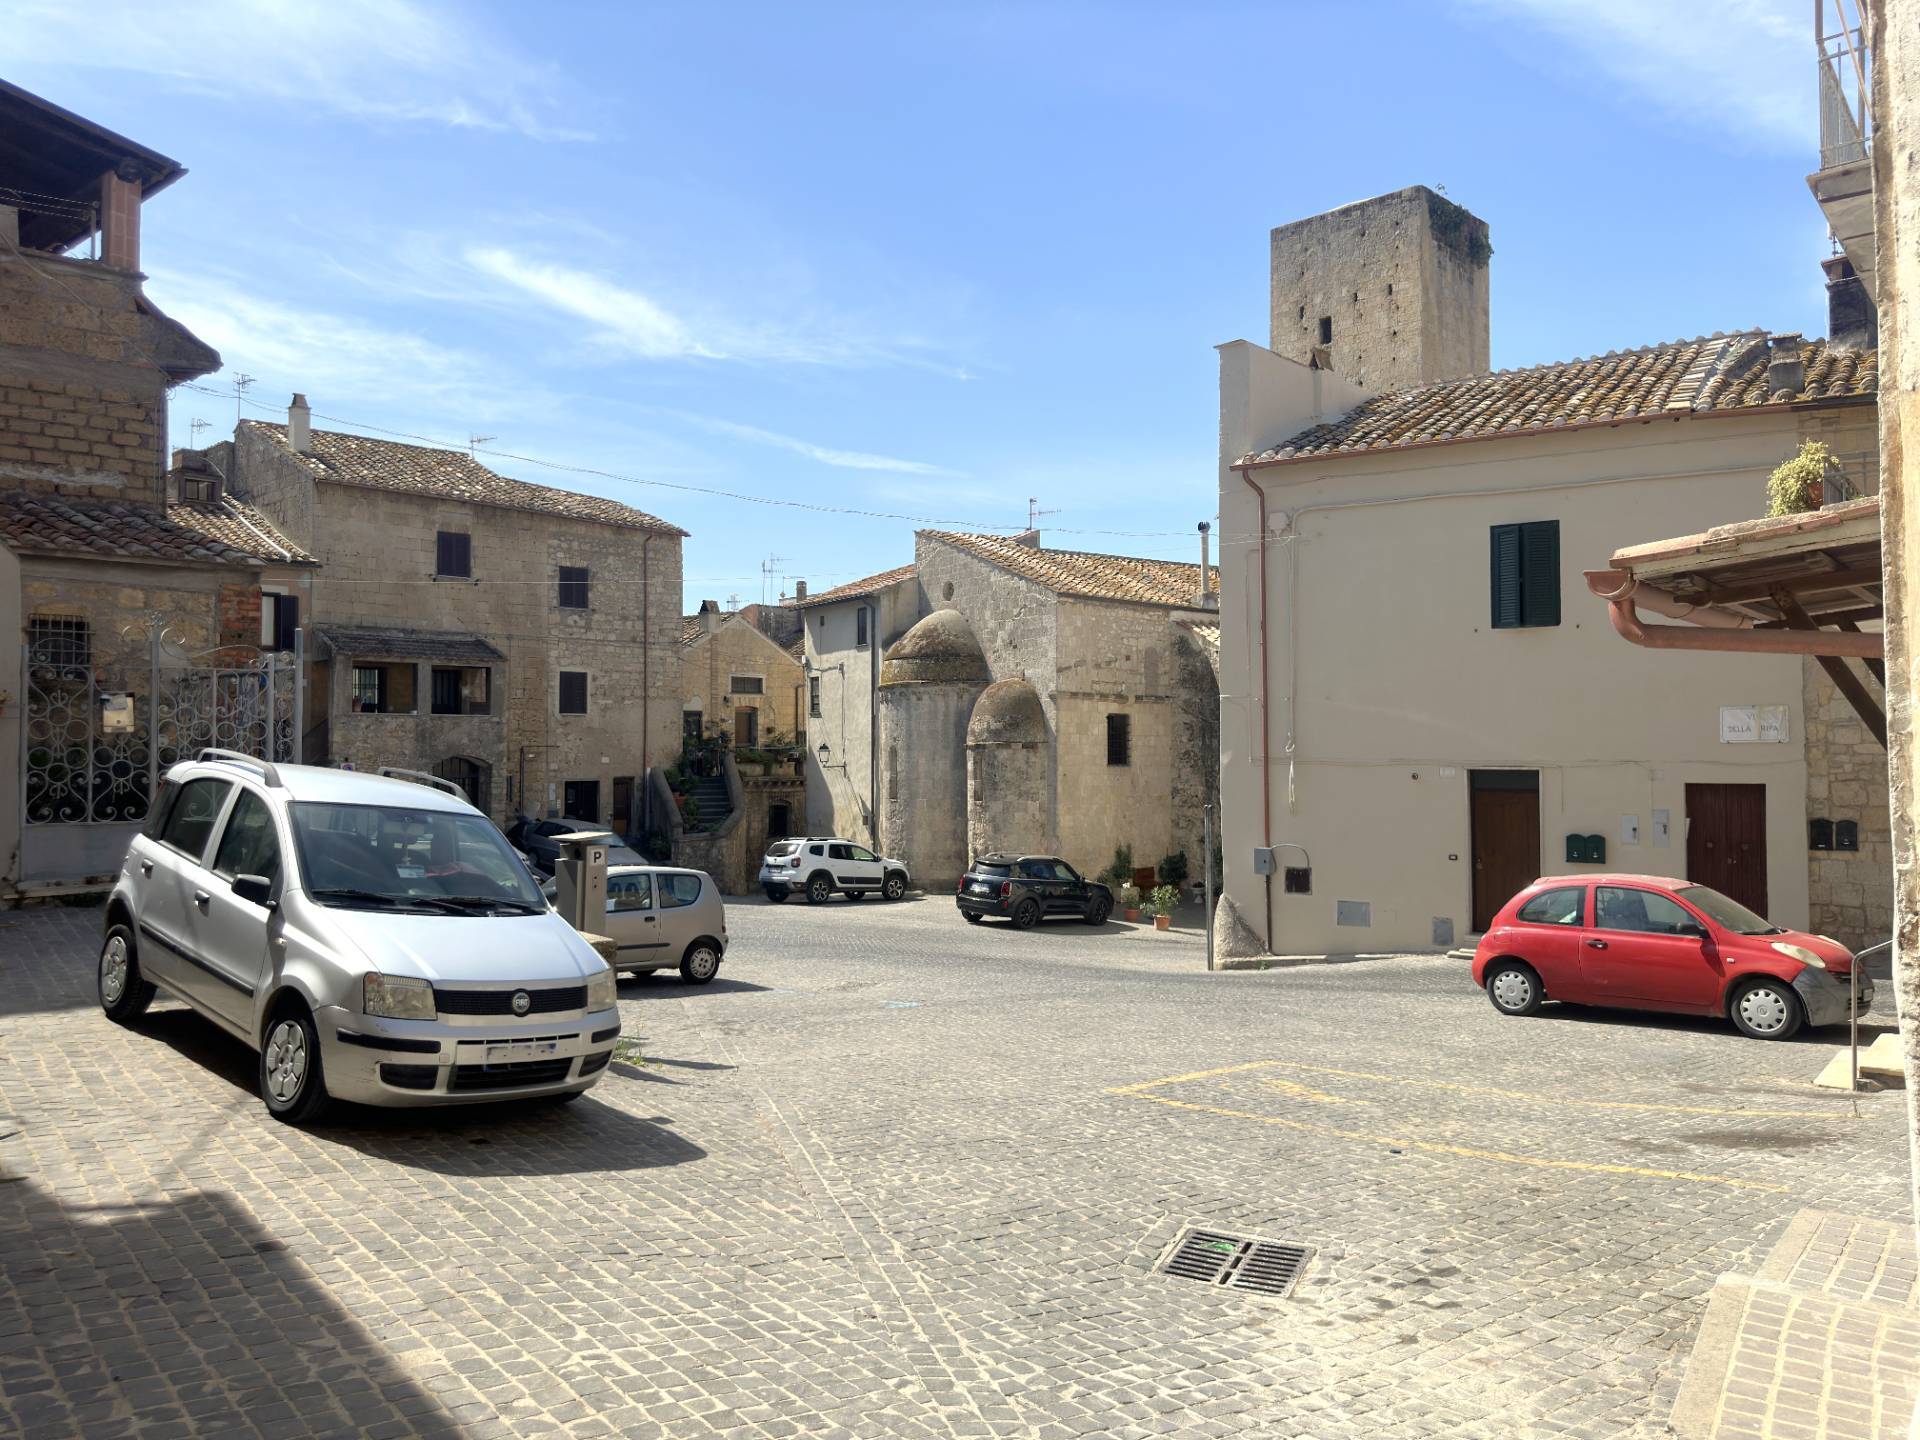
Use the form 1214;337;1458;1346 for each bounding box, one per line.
1564;833;1606;865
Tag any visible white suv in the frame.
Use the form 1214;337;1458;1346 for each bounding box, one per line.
759;838;912;904
100;751;621;1124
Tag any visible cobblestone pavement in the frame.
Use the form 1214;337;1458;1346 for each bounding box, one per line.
0;897;1911;1439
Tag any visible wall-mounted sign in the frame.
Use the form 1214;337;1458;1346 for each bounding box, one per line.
1720;705;1790;744
100;693;136;733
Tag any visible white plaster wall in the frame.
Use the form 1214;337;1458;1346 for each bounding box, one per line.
801;575;920;843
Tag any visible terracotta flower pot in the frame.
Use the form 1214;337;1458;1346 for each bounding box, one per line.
1153;914;1172;931
1124;908;1141;923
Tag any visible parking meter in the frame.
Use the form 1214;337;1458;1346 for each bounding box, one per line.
553;830;614;932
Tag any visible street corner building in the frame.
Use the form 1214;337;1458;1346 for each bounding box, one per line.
1216;185;1883;957
0;81;314;899
206;401;687;835
798;531;1222;891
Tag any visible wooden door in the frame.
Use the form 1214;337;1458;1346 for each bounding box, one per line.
1686;783;1768;917
1470;772;1541;932
611;776;633;838
735;706;759;746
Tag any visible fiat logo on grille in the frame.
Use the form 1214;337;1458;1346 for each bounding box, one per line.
511;990;532;1016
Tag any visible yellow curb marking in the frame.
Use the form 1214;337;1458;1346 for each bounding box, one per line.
1107;1061;1794;1194
1260;1077;1369;1106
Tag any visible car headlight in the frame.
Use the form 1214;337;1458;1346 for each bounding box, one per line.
586;966;617;1012
364;973;436;1019
1771;941;1826;971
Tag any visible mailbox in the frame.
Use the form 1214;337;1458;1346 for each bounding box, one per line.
1564;833;1606;865
1835;820;1859;853
1809;818;1834;851
552;830;613;932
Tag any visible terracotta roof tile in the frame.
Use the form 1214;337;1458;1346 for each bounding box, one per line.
314;625;505;663
796;562;918;608
243;421;686;535
166;496;315;563
0;492;283;567
922;532;1217;609
1244;333;1878;465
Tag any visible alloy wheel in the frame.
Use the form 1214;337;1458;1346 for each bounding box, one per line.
99;935;128;1005
264;1020;309;1104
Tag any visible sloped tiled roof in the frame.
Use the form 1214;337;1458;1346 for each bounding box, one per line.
0;493;285;567
242;422;686;535
166;496;315;563
795;562;918;608
315;625;505;663
1243;333;1878;465
921;533;1217;609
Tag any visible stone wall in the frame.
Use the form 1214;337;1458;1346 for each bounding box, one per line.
801;576;920;845
1803;657;1894;951
679;617;806;746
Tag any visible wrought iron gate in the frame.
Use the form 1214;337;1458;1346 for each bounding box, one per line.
19;620;300;885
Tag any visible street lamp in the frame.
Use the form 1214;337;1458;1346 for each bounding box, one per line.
817;740;845;772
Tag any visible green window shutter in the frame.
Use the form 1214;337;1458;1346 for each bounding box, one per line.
1521;521;1560;627
1490;525;1522;628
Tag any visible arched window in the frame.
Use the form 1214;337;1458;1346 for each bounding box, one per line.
433;756;491;813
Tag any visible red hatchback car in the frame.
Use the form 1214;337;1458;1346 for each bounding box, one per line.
1472;874;1873;1040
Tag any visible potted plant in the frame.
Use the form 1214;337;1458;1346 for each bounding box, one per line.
1118;881;1142;922
1145;884;1181;931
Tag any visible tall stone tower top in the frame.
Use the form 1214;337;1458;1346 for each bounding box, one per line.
1269;185;1491;394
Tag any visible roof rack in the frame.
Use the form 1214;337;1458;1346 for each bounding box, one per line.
376;766;468;800
195;748;282;788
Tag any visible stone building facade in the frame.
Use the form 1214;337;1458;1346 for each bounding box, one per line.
802;534;1220;889
213;405;685;833
678;602;807;750
0;82;309;895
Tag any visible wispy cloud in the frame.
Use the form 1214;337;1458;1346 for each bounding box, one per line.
1454;0;1807;150
466;248;718;360
0;0;589;141
669;413;964;477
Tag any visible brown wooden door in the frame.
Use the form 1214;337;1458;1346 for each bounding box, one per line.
611;776;633;838
1686;783;1768;917
1470;772;1541;932
735;706;758;746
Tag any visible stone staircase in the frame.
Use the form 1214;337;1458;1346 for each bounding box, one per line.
681;774;732;833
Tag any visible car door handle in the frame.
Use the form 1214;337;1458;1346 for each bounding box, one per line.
642;915;656;923
193;889;211;911
1586;939;1608;949
139;859;152;877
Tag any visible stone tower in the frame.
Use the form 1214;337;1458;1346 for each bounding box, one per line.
876;609;989;887
1269;185;1491;393
965;678;1052;861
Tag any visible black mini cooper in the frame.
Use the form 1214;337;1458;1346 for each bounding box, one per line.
956;854;1113;928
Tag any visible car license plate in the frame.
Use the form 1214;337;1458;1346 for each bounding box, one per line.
970;883;992;893
484;1040;559;1065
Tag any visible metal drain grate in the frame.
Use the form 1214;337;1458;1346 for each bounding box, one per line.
1159;1226;1312;1299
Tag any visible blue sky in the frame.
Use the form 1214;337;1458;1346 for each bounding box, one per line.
4;1;1834;608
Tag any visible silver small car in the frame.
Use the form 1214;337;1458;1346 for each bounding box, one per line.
544;865;728;983
100;752;622;1124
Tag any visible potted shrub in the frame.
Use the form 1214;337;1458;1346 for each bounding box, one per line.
1145;884;1181;931
1117;881;1142;922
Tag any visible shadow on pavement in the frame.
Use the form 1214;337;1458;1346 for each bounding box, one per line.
619;973;770;997
0;1176;466;1438
136;1009;708;1176
1538;1001;1888;1047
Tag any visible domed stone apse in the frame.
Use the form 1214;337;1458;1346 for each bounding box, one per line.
965;677;1051;860
876;609;988;885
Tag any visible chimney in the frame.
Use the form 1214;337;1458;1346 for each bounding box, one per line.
1767;333;1806;399
287;394;312;453
698;599;721;633
1822;256;1878;350
794;579;807;602
1013;529;1041;548
1197;521;1214;609
99;160;142;271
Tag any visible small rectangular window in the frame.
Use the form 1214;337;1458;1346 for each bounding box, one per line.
558;670;589;715
1317;315;1333;345
436;531;471;578
28;614;90;667
730;674;764;696
1490;520;1560;629
1106;713;1131;767
557;565;590;609
352;665;387;713
856;608;869;647
259;592;299;654
809;675;821;718
431;668;464;715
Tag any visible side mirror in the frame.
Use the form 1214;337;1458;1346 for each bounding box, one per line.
232;873;277;909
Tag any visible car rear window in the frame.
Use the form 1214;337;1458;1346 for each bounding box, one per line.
971;861;1012;878
768;841;800;857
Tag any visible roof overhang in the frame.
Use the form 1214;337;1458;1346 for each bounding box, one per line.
0;79;184;252
1585;495;1886;745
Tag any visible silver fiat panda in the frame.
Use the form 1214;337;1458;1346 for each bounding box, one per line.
99;751;621;1124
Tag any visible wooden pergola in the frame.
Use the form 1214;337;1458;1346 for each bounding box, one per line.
1584;496;1886;746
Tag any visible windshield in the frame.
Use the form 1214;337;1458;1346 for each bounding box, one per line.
291;802;547;912
1676;885;1782;936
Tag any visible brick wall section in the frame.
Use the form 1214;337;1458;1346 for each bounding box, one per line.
0;255;167;504
1803;657;1894;951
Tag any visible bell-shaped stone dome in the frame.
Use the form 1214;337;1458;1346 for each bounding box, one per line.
966;677;1046;745
879;608;989;687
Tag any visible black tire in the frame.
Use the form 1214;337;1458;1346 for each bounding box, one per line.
847;889;865;902
680;941;722;984
1011;898;1041;930
259;1002;331;1126
98;922;156;1024
964;911;984;924
806;873;833;904
1729;978;1804;1040
1484;961;1543;1017
764;887;788;904
882;872;908;901
1084;893;1112;926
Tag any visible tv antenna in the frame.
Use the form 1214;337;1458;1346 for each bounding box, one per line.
232;373;255;426
189;417;210;448
1026;497;1059;531
468;434;496;457
760;554;790;606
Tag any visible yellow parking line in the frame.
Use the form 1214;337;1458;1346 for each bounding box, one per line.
1260;1077;1369;1106
1124;1090;1788;1193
